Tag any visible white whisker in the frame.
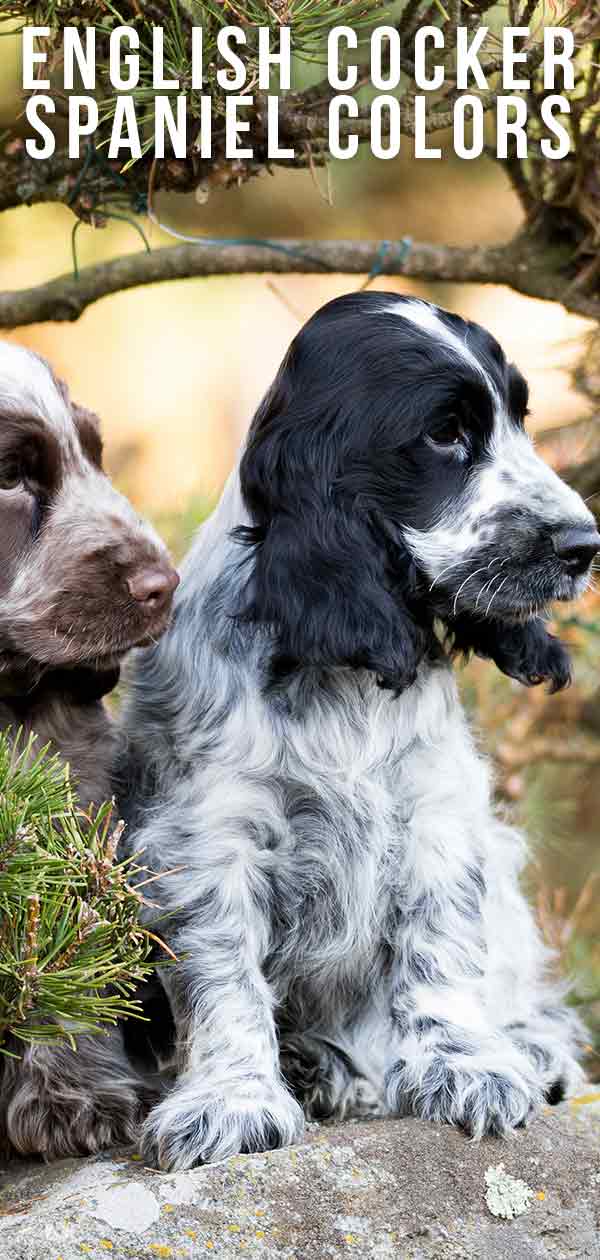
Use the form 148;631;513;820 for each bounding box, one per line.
475;560;509;610
485;573;510;618
452;566;489;617
429;558;465;592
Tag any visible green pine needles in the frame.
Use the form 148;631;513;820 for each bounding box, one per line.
0;731;156;1056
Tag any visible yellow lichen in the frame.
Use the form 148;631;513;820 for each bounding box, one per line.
571;1092;600;1107
100;1243;114;1252
537;1191;546;1201
149;1246;173;1258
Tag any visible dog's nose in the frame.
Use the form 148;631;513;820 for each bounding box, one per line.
552;526;600;574
127;565;179;612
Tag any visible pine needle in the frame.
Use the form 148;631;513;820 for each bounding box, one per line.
0;731;155;1054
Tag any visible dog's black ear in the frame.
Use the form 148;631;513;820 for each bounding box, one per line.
235;508;433;691
235;376;434;691
448;615;572;693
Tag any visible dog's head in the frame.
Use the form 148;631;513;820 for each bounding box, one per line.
0;341;178;694
237;292;599;691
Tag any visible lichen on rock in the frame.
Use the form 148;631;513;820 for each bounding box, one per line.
484;1161;534;1219
0;1103;598;1259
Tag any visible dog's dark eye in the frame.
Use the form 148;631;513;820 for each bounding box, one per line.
0;466;24;491
1;441;41;491
427;417;465;450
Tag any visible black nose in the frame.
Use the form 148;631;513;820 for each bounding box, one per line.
127;565;179;613
552;526;600;574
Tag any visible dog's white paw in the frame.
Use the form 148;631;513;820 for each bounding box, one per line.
512;1038;586;1106
140;1075;305;1170
386;1051;542;1138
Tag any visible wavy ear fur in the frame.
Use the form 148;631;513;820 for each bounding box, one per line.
236;510;435;691
448;615;572;693
236;372;436;691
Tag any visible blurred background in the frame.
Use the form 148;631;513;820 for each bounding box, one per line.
1;22;599;1074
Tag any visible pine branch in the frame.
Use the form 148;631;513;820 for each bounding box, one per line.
0;732;156;1051
1;0;598;328
0;7;564;215
0;147;86;215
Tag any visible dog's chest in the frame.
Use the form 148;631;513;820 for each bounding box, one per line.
266;684;422;973
261;665;469;979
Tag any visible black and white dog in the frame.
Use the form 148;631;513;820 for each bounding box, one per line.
121;293;598;1171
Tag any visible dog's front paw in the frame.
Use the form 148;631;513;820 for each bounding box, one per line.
140;1076;305;1170
6;1072;144;1159
385;1053;542;1138
510;1038;586;1106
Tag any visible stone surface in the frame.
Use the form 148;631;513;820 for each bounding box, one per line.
0;1099;598;1260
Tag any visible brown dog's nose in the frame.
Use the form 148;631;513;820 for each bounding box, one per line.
127;565;179;612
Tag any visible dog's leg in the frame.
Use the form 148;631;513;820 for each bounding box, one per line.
384;838;543;1137
485;820;586;1104
0;1027;154;1159
139;855;304;1171
280;1031;384;1121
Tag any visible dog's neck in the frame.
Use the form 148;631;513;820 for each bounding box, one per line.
0;661;120;709
0;659;121;810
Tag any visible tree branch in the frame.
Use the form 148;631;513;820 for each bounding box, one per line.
0;148;85;214
1;233;600;330
0;144;151;217
0;18;550;218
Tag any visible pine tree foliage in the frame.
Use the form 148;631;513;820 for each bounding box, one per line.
0;731;155;1055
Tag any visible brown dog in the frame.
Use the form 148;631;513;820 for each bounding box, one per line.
0;340;178;1158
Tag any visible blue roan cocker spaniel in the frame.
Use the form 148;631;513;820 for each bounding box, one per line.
121;292;599;1170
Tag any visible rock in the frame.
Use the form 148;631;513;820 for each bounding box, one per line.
0;1100;598;1260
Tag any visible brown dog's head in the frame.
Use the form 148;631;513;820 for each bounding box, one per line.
0;341;178;693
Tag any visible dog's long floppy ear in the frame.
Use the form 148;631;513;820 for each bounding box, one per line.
54;373;104;469
448;615;572;693
70;400;104;468
235;372;435;691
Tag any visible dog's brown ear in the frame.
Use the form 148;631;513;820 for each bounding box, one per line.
71;401;104;469
51;371;104;469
